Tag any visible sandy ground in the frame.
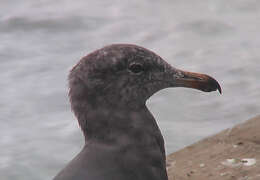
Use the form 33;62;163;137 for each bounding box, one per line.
166;115;260;180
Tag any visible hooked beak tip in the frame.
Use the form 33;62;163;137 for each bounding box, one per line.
216;81;222;94
206;76;222;94
172;69;222;94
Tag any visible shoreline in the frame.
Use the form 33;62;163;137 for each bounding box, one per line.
166;115;260;180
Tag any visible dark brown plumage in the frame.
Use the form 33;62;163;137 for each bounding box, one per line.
53;44;221;180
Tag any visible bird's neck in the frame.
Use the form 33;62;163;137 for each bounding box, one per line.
72;99;167;177
69;85;165;154
77;104;160;144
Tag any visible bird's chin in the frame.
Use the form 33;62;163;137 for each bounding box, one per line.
143;80;172;98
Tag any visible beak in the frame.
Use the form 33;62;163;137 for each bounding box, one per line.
169;68;222;94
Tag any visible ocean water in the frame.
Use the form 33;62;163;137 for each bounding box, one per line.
0;0;260;179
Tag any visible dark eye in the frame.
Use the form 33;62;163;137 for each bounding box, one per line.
128;63;144;74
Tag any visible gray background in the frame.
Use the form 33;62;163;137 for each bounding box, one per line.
1;0;260;179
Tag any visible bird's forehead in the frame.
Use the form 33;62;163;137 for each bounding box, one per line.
73;44;164;74
99;44;157;64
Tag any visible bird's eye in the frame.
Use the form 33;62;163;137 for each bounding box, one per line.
128;63;144;74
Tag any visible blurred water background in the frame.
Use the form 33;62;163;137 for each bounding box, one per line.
0;0;260;179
